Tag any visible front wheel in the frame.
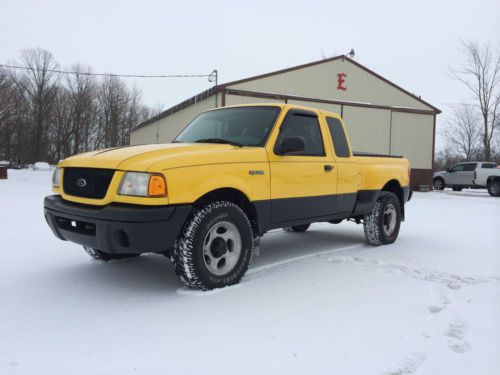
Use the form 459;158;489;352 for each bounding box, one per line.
433;178;445;190
488;180;500;197
171;201;254;290
363;191;401;246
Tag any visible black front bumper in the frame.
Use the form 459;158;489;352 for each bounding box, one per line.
44;195;191;254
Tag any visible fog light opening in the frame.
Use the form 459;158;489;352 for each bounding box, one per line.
114;229;130;248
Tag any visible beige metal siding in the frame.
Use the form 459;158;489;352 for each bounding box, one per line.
342;106;391;154
229;59;432;111
224;94;284;106
130;95;218;144
130;123;160;145
390;112;434;169
287;99;341;115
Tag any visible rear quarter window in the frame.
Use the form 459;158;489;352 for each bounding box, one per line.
482;163;497;169
326;117;351;158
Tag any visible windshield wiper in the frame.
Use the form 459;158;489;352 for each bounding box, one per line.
194;138;244;147
171;140;183;143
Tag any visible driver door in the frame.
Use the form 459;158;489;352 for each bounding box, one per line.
266;108;337;224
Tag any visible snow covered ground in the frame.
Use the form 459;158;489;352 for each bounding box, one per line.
1;169;499;375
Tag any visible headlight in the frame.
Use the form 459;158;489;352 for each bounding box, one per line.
118;172;167;197
52;168;62;187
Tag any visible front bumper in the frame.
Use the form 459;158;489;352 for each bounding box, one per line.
44;195;191;254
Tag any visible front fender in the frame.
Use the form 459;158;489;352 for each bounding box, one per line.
164;163;270;205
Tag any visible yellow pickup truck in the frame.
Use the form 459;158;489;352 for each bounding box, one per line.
44;104;411;290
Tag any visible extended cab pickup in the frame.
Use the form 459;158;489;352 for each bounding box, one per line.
44;104;412;290
433;161;500;196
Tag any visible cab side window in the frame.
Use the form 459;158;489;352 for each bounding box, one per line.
463;163;477;171
274;111;325;156
450;164;465;172
326;117;351;157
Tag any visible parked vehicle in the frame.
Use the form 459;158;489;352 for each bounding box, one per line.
475;166;500;197
33;162;52;171
44;104;412;290
433;162;499;196
0;160;10;168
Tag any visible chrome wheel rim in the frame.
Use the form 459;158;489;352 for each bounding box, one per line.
434;179;443;190
203;221;242;276
382;204;397;236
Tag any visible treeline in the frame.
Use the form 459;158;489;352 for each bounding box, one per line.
436;40;500;170
0;48;153;164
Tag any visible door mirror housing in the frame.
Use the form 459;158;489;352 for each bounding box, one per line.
446;167;453;173
278;136;305;155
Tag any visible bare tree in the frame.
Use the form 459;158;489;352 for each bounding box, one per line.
0;48;152;163
65;64;97;154
443;104;482;161
450;40;500;161
10;48;59;161
0;68;15;123
98;75;129;148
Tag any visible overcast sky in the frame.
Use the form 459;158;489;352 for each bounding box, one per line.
1;0;499;149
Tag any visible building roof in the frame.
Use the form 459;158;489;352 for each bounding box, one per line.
134;55;441;131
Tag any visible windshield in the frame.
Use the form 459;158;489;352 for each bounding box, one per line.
175;106;281;147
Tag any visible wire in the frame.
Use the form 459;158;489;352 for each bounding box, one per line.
0;63;212;79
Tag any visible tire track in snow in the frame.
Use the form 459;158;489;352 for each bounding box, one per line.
386;352;426;375
176;244;363;295
327;255;496;289
244;244;363;282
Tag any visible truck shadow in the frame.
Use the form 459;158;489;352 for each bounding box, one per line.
435;190;491;198
42;224;364;295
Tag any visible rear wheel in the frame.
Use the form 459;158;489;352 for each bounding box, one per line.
363;191;401;246
83;246;140;262
488;180;500;197
433;178;445;190
283;224;311;233
452;187;463;192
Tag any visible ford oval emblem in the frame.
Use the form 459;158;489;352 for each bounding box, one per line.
76;178;87;188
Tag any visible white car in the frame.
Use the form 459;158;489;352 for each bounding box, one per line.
33;162;52;171
433;161;499;196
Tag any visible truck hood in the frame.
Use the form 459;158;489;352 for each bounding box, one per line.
59;143;268;171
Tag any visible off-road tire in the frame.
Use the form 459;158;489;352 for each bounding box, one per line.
488;180;500;197
433;178;445;190
363;191;401;246
83;246;140;262
452;187;463;192
283;224;311;233
171;201;254;290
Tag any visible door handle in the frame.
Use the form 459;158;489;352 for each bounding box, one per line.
324;165;334;172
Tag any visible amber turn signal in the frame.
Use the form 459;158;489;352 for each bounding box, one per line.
148;175;167;197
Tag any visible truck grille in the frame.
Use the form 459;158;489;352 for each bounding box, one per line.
63;168;115;199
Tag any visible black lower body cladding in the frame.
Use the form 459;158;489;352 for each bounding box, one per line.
44;195;191;254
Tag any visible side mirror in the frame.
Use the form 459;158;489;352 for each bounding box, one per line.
446;168;452;173
278;136;305;154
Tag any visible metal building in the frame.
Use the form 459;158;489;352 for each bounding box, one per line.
131;55;440;189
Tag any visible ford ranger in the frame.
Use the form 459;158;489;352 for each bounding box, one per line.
44;104;412;290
